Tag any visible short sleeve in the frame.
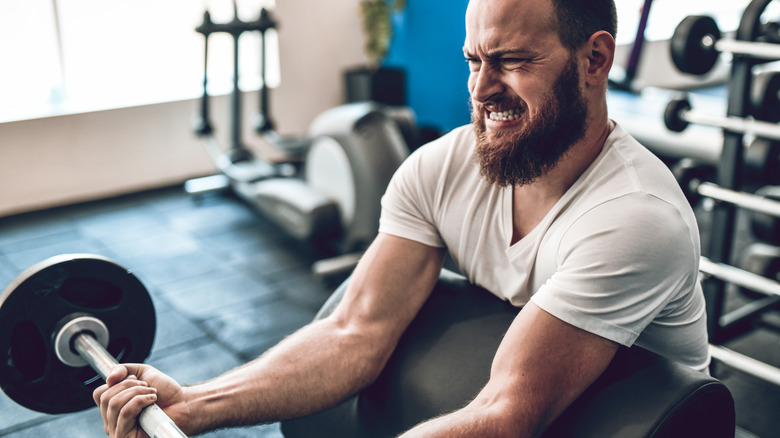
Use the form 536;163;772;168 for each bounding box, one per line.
530;193;700;347
378;139;447;248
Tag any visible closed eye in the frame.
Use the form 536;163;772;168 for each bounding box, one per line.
499;58;531;69
465;57;481;72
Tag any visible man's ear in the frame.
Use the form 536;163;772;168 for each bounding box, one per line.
582;31;615;86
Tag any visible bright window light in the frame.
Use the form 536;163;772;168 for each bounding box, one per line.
0;0;278;123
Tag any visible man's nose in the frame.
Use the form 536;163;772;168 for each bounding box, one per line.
470;65;504;103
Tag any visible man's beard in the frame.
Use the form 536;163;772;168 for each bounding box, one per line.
472;57;588;187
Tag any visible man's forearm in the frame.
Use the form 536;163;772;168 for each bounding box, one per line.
181;317;390;434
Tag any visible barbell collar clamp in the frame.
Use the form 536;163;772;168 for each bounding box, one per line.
54;315;110;368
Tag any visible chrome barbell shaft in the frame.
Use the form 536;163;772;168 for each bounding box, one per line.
73;333;189;438
715;38;780;61
709;344;780;387
696;182;780;218
681;108;780;141
699;257;780;299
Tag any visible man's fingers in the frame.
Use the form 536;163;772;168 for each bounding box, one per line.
115;391;158;438
99;379;151;433
105;365;131;386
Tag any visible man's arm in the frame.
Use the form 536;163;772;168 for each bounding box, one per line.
399;301;619;438
95;233;445;437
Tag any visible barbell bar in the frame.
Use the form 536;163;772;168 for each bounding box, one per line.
0;255;188;438
64;317;188;438
665;96;780;141
674;158;780;216
700;256;780;299
671;15;780;75
701;258;780;387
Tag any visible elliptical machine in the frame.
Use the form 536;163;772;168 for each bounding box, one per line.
186;5;415;276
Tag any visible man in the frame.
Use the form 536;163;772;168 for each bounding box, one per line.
95;0;709;436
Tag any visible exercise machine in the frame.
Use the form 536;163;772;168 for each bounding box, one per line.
185;5;414;274
282;270;735;438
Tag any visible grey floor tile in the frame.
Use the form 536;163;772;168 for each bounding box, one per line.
167;201;260;237
153;307;210;352
2;238;109;272
0;408;103;438
0;213;77;248
128;252;226;288
161;269;279;320
200;297;318;359
0;392;48;433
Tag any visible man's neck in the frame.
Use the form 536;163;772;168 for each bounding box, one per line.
510;117;613;244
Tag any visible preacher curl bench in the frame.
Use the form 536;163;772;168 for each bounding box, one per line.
282;270;736;437
0;256;735;436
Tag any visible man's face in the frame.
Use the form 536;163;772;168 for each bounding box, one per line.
464;0;588;187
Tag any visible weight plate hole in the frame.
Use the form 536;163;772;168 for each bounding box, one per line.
10;321;47;382
59;277;123;309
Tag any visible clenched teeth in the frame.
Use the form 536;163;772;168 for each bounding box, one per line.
489;108;522;121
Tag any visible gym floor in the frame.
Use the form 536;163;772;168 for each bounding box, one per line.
0;186;778;437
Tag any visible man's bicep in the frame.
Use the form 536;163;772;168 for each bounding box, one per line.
329;232;446;343
479;301;618;435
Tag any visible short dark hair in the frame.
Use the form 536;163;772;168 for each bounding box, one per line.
550;0;617;51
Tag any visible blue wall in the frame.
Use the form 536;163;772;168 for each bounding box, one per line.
384;0;471;133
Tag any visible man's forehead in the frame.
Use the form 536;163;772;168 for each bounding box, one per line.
465;0;555;28
464;0;557;50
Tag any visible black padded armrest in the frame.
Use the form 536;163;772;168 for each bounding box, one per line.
282;271;734;437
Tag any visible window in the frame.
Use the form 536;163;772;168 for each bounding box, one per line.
0;0;278;123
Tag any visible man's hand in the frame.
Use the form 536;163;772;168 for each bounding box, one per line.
93;364;189;438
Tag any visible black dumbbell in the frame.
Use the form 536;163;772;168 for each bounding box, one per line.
665;95;780;141
671;15;780;76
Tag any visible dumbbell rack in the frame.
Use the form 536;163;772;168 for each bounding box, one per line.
692;0;780;382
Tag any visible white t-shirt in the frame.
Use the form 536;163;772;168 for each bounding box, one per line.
379;123;710;371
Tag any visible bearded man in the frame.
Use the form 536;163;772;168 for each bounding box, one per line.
95;0;709;436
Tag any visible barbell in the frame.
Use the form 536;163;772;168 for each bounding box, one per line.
672;158;780;214
665;96;780;141
671;15;780;76
0;255;188;438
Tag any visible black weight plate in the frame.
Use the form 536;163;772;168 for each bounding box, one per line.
751;186;780;245
752;71;780;122
0;254;156;414
671;15;721;76
664;97;692;132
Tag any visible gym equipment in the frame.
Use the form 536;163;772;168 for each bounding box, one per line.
751;71;780;122
281;271;735;438
186;6;412;269
673;160;780;217
671;15;780;76
0;255;187;438
665;95;780;140
670;158;716;205
737;242;780;301
700;255;780;387
751;185;780;244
